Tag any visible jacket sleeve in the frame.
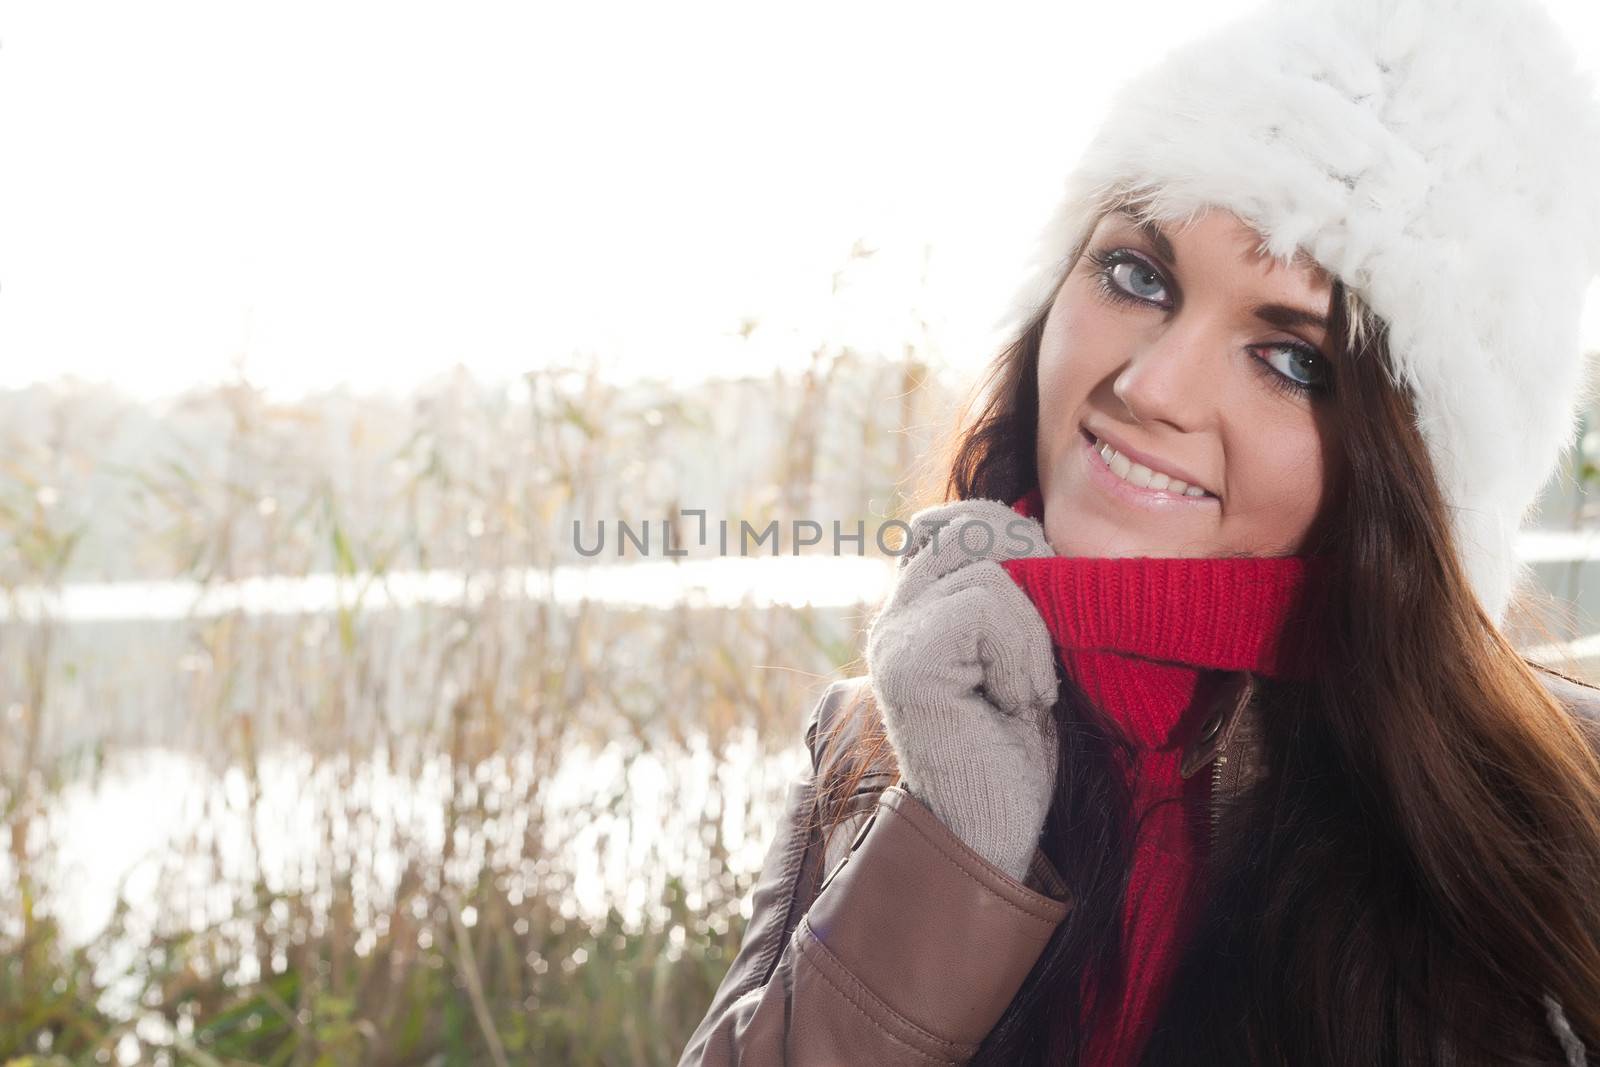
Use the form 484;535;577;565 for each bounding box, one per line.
677;678;1074;1067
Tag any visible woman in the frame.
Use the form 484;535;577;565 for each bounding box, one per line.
680;0;1600;1063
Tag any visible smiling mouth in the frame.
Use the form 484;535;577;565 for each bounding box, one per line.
1081;427;1220;501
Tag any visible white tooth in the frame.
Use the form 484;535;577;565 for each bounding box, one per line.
1096;436;1212;498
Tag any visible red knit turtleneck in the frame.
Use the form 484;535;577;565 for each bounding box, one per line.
997;486;1329;1067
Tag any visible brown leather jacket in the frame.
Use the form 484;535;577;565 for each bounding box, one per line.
678;664;1600;1066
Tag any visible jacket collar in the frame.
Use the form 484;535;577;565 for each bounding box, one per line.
1178;663;1600;806
1178;670;1260;781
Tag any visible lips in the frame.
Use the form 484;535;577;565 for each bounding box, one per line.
1081;426;1220;501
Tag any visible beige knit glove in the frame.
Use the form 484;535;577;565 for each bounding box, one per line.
865;499;1061;881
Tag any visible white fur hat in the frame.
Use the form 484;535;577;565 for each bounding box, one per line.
999;0;1600;627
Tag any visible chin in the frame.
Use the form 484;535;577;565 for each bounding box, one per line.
1044;495;1219;560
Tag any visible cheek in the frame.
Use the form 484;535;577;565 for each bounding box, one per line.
1036;304;1077;417
1231;416;1335;549
1036;292;1119;464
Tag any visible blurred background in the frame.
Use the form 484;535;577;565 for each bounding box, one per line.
3;2;1599;1064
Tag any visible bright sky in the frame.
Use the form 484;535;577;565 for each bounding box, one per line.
3;1;1598;400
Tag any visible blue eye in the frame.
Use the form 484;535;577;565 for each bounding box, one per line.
1251;343;1333;398
1085;248;1172;309
1110;259;1168;302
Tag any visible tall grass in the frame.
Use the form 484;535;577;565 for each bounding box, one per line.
0;343;957;1065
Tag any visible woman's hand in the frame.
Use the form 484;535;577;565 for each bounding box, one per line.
865;498;1061;881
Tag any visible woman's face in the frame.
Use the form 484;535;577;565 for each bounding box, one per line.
1035;205;1343;558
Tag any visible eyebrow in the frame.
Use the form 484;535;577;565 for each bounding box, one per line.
1255;303;1330;333
1113;205;1177;265
1109;206;1331;333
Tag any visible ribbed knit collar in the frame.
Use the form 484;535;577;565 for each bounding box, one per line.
996;486;1332;1066
997;487;1331;683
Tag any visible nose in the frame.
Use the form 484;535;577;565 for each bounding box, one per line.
1110;313;1226;432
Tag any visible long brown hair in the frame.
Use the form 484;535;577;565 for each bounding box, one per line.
815;205;1600;1063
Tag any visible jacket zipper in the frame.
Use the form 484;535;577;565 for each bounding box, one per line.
1204;672;1253;853
1209;752;1226;850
